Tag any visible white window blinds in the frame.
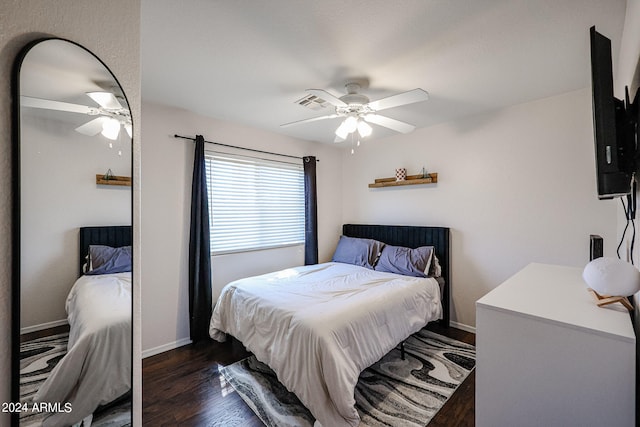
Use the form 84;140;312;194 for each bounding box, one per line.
205;152;305;254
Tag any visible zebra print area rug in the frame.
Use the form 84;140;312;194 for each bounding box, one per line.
20;332;131;427
220;329;475;427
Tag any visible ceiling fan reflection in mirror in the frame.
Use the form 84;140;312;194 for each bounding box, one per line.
21;91;132;143
281;79;429;146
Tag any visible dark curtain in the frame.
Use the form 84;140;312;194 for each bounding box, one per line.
188;135;212;342
303;156;318;265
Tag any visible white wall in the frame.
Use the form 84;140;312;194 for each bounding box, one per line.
341;88;618;328
20;114;131;331
0;1;141;425
616;1;640;416
616;0;640;97
141;101;343;355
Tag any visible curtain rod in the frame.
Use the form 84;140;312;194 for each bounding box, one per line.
174;134;319;162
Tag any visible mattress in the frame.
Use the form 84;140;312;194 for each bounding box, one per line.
34;272;132;427
209;262;442;426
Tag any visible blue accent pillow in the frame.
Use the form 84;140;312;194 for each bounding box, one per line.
332;236;385;269
375;245;434;277
86;245;132;275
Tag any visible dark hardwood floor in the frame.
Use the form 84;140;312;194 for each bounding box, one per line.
142;323;475;426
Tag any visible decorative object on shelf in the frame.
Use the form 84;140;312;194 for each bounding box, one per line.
369;173;438;188
96;169;131;186
582;257;640;311
395;168;407;181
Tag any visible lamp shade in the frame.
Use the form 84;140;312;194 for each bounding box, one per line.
101;118;121;140
357;120;372;137
582;257;640;296
343;116;358;133
335;121;349;139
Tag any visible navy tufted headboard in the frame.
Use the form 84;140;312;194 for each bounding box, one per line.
79;225;132;276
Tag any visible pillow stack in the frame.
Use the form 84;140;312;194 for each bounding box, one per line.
85;245;132;275
331;235;439;278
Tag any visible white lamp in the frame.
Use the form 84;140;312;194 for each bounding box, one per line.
583;257;640;311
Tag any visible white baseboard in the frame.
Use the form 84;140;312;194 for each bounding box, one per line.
21;319;68;335
142;337;192;359
450;320;476;334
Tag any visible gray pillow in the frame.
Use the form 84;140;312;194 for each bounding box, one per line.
86;245;132;275
332;236;385;269
375;245;434;277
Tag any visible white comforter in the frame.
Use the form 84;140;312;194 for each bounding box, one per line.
209;262;442;427
34;272;132;427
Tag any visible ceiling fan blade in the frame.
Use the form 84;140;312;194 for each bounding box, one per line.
306;89;347;108
364;114;416;134
87;91;123;110
367;88;429;111
75;117;109;136
21;96;96;115
280;114;340;128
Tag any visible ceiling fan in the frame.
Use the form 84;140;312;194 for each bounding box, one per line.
21;91;132;141
281;81;429;142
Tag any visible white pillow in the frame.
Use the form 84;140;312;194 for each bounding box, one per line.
583;257;640;296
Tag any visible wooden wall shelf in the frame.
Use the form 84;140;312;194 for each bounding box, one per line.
96;174;131;186
368;173;438;188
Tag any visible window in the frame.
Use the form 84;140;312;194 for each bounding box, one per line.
205;152;305;254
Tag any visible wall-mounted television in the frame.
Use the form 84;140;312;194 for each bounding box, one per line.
590;26;637;199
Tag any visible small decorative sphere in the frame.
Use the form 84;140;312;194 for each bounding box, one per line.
583;257;640;296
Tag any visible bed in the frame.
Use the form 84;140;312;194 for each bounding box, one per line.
210;224;450;427
33;225;132;427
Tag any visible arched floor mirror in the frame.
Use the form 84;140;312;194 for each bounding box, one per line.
11;38;133;427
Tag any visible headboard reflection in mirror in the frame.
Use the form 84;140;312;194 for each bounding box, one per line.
11;39;132;427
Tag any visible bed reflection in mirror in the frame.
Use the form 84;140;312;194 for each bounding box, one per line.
14;39;132;427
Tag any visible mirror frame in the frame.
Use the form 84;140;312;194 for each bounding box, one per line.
11;37;134;426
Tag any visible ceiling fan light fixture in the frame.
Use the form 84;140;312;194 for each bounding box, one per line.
335;121;350;139
101;118;121;140
357;120;372;138
336;115;361;140
343;116;358;133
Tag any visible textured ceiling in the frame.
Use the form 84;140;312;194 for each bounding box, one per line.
141;0;627;145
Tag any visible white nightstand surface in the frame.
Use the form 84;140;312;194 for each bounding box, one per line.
476;262;635;343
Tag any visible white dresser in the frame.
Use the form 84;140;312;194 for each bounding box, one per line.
476;263;636;427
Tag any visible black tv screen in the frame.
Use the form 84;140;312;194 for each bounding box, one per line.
590;26;634;199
